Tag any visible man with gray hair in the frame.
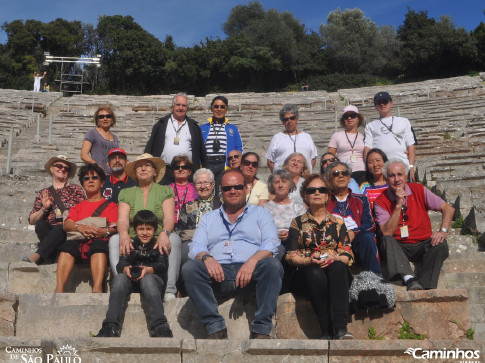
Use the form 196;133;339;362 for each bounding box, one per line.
145;93;207;184
374;159;454;290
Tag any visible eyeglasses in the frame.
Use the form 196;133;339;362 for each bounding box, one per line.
174;165;189;170
228;154;240;161
343;113;358;119
375;100;390;106
195;181;213;187
242;160;258;168
321;158;336;165
305;187;329;194
213;104;226;109
331;170;350;177
97;114;113;119
53;163;70;173
83;175;100;181
282;115;297;122
402;205;408;222
221;184;245;192
135;162;153;169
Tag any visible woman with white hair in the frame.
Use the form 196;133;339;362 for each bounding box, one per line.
266;104;318;173
177;168;222;267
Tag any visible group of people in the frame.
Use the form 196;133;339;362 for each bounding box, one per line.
24;91;454;340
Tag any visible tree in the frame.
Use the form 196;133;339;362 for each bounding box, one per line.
319;8;400;76
470;11;485;70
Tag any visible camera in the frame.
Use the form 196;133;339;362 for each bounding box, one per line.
130;265;142;279
213;139;220;152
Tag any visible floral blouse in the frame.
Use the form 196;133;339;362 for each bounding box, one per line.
285;211;353;266
176;195;222;237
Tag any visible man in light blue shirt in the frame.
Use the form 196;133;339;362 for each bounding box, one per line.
182;169;283;339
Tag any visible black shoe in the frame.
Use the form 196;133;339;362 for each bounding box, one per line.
95;325;119;337
321;334;332;340
406;277;423;291
152;325;173;338
250;332;272;339
207;328;228;339
335;330;353;340
22;257;33;263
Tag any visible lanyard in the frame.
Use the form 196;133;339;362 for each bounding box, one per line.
287;132;298;152
221;208;245;239
174;183;189;219
344;131;358;151
171;117;186;135
379;116;394;133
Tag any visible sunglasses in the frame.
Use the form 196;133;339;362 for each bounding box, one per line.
174;165;189;170
375;100;390;106
242;160;258;168
321;158;336;165
228;154;240;161
331;170;350;177
221;184;245;192
97;114;113;119
83;175;100;181
305;187;329;194
344;113;358;119
402;205;408;222
282;115;297;122
213;104;226;109
53;163;70;173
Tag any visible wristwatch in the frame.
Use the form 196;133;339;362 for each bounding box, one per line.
440;227;448;233
201;254;213;263
75;223;79;231
162;229;171;237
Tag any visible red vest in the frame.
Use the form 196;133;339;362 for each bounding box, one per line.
375;183;431;244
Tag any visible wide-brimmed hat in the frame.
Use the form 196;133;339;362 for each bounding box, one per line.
44;155;77;179
125;153;166;184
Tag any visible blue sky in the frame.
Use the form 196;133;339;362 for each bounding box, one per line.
1;0;483;47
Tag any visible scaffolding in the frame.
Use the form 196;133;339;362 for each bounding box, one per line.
43;52;101;96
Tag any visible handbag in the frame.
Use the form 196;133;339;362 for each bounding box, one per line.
64;200;111;241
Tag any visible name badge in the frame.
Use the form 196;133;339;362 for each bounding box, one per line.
350;154;357;163
400;225;409;238
173;136;180;145
223;239;234;254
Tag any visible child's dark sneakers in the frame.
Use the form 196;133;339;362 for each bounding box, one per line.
152;325;173;338
406;277;423;291
95;325;119;337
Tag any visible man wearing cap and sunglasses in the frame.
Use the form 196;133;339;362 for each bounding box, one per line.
364;92;416;182
374;159;454;291
101;148;136;204
182;169;282;340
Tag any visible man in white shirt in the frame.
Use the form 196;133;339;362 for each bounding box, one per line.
145;93;207;184
364;92;416;182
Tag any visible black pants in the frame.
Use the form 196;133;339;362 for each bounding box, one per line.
290;261;350;337
381;236;449;289
35;220;66;262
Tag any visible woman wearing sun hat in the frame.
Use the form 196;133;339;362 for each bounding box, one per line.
327;105;366;185
24;155;85;264
109;153;180;301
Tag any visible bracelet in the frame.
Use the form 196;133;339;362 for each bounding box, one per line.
409;164;414;168
41;207;49;213
105;227;110;238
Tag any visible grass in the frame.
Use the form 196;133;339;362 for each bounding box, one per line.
368;327;385;340
451;215;464;229
444;132;451;140
398;321;424;340
467;328;475;340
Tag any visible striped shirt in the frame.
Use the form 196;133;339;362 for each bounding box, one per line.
360;182;389;209
205;123;227;156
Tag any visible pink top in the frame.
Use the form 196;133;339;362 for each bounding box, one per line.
374;184;445;225
328;131;365;172
171;182;197;223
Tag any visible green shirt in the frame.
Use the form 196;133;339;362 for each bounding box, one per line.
118;183;175;239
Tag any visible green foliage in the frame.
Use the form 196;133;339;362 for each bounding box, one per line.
367;327;385;340
398;321;424;340
467;328;475;340
444;132;451;140
451;216;464;228
287;73;380;92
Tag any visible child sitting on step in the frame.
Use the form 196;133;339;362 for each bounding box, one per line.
95;210;173;337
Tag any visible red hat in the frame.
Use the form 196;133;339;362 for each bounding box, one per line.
108;148;127;157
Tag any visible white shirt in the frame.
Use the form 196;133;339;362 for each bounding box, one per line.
161;115;192;165
266;132;318;172
364;116;415;165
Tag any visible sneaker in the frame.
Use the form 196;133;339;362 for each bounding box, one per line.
163;293;176;302
95;325;119;337
335;330;354;340
406;277;423;291
207;328;228;339
250;332;272;339
152;325;173;338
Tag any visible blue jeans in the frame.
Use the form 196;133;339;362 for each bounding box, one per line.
102;273;169;336
182;257;283;335
352;231;382;276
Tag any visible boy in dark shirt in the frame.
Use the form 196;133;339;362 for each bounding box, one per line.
95;210;172;337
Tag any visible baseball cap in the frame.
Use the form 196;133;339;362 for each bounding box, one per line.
342;105;359;115
374;91;392;104
108;148;127;158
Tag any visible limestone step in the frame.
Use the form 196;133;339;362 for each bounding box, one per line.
13;290;470;341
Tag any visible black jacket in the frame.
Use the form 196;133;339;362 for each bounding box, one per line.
116;238;168;279
145;113;208;178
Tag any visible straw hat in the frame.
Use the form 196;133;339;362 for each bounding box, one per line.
125;153;166;183
44;155;77;179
